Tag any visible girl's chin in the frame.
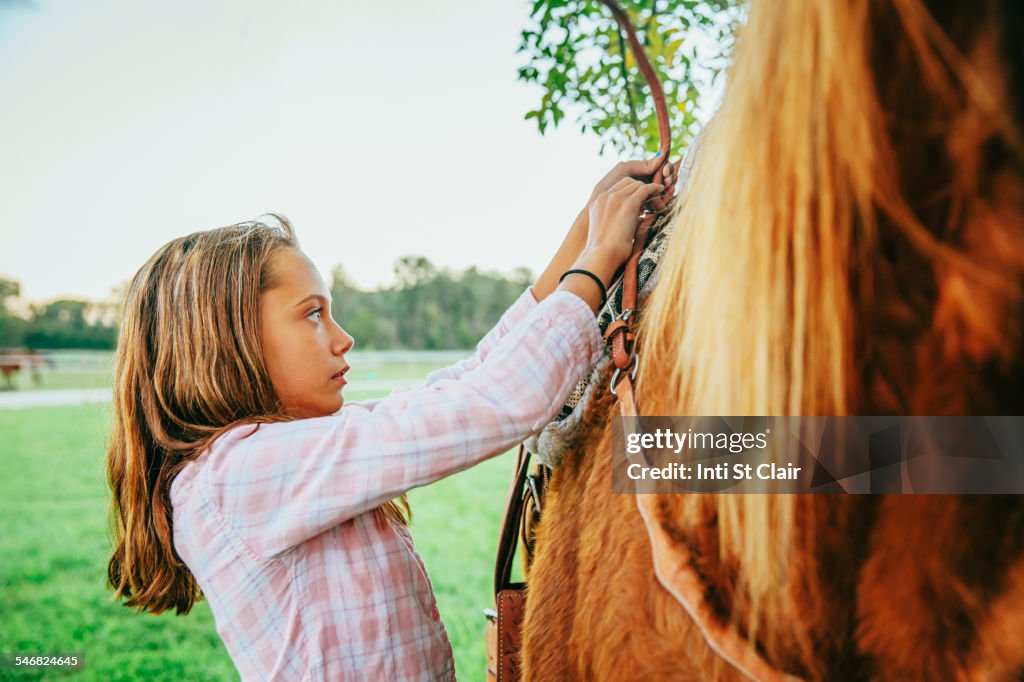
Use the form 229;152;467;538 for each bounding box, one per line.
321;397;344;416
288;396;344;418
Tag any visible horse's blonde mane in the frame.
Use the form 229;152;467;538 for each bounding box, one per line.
634;0;1024;668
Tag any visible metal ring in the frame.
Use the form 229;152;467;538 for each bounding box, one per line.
609;351;640;393
526;474;543;514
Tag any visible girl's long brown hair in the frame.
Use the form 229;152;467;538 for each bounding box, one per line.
636;0;1023;671
107;215;409;615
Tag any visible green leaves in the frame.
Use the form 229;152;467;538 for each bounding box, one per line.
516;0;742;154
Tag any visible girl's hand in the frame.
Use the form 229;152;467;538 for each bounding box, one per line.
586;157;676;207
585;178;666;263
577;158;676;237
556;179;664;312
531;158;676;308
585;177;665;262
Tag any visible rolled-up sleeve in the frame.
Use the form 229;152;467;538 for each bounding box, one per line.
197;290;600;559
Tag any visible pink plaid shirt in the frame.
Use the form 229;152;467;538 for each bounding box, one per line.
169;289;601;681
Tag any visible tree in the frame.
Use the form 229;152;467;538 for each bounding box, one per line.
393;256;438;289
0;277;25;347
23;299;117;349
517;0;742;154
328;258;535;349
0;278;18;303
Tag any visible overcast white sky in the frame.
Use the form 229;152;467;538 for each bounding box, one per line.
0;0;629;303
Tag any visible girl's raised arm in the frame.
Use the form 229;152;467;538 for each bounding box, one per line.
177;288;602;560
354;157;674;404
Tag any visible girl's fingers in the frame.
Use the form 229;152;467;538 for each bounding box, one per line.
623;185;665;211
623;181;665;199
663;169;677;195
608;176;637;193
600;177;668;210
645;182;667;197
612;176;662;196
617;157;663;177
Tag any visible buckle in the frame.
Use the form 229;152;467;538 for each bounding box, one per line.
610;351;640;393
526;473;544;514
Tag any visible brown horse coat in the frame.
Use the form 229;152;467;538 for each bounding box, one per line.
523;408;1024;680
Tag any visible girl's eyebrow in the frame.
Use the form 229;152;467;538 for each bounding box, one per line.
293;293;331;308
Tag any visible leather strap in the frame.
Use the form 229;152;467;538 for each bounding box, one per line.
495;445;531;594
604;214;655;373
520;462;550;567
598;0;671;194
599;0;670;380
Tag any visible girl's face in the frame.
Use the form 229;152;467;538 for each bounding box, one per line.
259;248;354;418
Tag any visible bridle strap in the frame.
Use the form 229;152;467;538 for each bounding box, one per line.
599;0;669;398
495;445;531;594
598;0;672;192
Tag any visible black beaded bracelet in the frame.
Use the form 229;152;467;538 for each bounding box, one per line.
559;268;608;307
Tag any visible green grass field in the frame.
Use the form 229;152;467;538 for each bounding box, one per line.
0;398;515;680
0;351;464;393
0;370;111;392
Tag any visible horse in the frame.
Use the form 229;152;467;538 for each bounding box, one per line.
0;349;47;389
522;0;1024;679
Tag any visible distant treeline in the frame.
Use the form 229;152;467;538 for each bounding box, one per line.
329;257;532;350
0;275;119;349
1;299;118;349
0;258;533;351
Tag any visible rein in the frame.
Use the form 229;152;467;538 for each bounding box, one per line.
599;0;671;415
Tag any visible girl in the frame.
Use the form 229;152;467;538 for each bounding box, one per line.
106;159;672;680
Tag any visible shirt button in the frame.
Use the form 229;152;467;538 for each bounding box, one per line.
430;605;440;621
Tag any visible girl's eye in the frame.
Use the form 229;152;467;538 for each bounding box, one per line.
307;307;323;322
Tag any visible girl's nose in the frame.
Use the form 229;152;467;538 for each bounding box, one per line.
334;325;355;355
